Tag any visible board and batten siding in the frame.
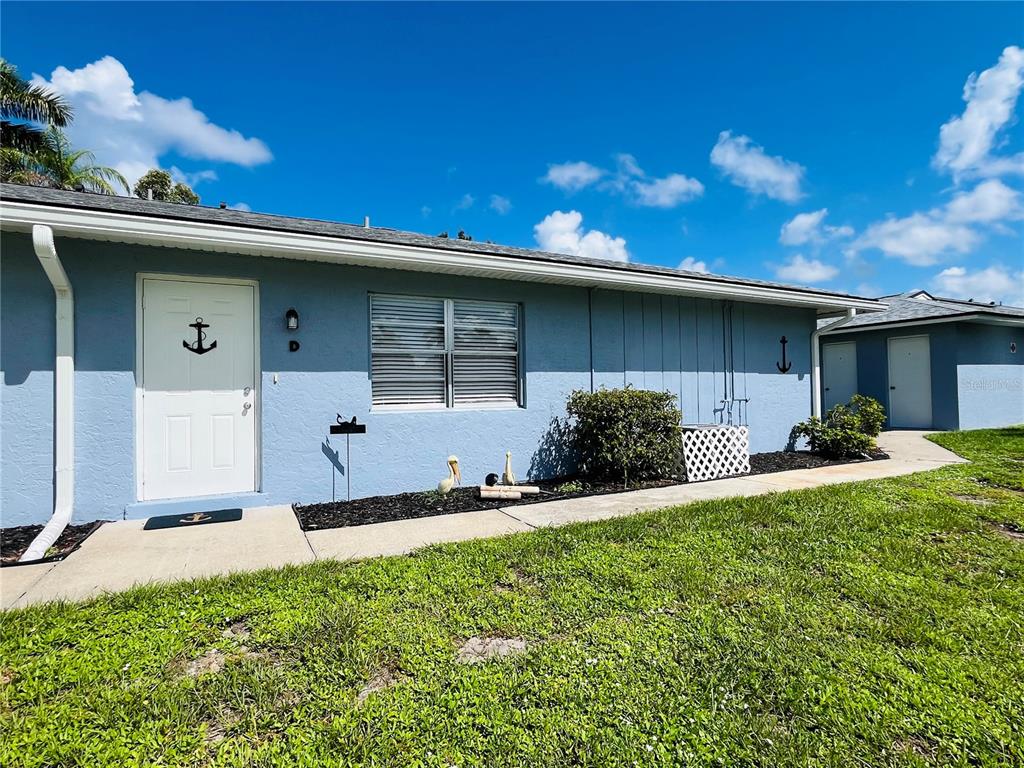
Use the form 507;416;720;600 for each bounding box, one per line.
1;232;816;525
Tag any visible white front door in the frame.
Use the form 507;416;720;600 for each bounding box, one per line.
141;277;257;500
823;341;857;411
888;335;932;429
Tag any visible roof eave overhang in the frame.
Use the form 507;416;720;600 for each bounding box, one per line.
0;200;885;313
820;313;1024;334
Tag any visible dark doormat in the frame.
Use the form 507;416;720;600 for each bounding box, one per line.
143;508;243;531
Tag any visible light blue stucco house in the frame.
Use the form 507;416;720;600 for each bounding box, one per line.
819;291;1024;430
1;184;882;535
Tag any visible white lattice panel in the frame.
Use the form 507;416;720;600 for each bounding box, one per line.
682;426;751;482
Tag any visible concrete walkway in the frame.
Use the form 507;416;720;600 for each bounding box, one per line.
1;431;965;609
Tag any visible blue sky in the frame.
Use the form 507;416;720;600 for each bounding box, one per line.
3;2;1022;303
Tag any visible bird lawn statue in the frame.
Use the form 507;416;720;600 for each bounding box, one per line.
501;450;516;486
438;455;461;494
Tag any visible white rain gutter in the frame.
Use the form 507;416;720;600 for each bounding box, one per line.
810;308;856;419
20;225;75;562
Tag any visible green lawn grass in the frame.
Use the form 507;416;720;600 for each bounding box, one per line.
2;429;1022;767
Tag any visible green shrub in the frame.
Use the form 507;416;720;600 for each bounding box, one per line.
566;386;682;487
790;394;886;458
850;393;886;437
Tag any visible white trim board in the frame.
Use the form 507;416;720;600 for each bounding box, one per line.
1;200;884;314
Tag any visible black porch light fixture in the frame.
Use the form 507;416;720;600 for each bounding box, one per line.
285;307;299;331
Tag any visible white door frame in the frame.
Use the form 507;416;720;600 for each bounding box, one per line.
135;273;262;501
886;333;932;429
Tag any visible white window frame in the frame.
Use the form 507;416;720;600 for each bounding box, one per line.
370;293;523;411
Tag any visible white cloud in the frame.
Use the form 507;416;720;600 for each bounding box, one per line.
614;153;644;179
710;130;805;202
779;208;854;245
30;56;271;188
612;154;703;207
420;205;432;218
489;194;512;215
677;257;709;273
630;172;704;207
773;254;839;283
453;193;474;211
846;179;1022;266
933;46;1024;180
943;179;1024;224
543;154;703;207
37;56;142;120
228;202;251;212
931;264;1024;306
847;213;977;267
169;166;217;188
534;210;629;262
541;161;604;191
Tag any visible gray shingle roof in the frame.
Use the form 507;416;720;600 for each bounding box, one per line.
819;293;1024;330
1;183;870;303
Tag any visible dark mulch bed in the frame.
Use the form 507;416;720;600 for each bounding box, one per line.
750;449;888;474
295;477;678;531
295;449;890;532
3;453;892;545
1;521;105;566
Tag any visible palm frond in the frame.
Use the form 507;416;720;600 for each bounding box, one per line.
0;120;47;154
81;164;129;194
0;59;72;126
0;145;33;183
65;148;98;166
7;126;128;195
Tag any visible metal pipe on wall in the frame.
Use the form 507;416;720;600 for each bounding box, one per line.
588;287;595;392
20;225;75;562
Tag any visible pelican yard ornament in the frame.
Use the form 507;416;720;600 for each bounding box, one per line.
502;451;517;486
438;456;461;494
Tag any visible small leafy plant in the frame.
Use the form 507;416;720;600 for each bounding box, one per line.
790;394;886;458
554;480;584;494
566;386;682;487
417;490;447;506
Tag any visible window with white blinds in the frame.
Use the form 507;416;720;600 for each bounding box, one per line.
370;294;521;408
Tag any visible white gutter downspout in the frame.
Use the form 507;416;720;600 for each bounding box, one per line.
20;225;74;562
811;308;856;419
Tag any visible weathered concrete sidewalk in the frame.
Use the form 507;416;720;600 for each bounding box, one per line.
1;431;965;609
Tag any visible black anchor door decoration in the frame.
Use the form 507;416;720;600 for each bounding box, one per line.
776;336;792;373
183;317;218;355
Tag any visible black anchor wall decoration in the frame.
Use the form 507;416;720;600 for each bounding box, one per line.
776;335;792;373
183;317;218;355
